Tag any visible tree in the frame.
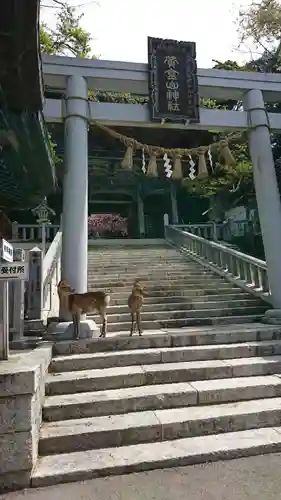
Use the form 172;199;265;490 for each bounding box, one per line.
40;1;92;57
183;134;253;212
236;0;281;186
237;0;281;55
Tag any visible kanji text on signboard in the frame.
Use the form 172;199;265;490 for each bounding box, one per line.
0;263;28;280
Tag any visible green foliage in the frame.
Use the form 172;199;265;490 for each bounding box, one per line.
183;159;253;199
47;132;62;165
40;1;92;161
183;61;253;208
88;89;148;104
212;59;247;71
40;2;92;57
237;0;281;51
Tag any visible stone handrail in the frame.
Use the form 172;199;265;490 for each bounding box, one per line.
42;228;62;320
165;225;271;304
12;222;60;242
173;221;250;242
173;223;219;240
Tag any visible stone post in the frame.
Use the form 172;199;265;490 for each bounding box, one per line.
61;75;88;298
243;89;281;322
27;247;43;320
170;183;179;224
137;191;145;238
57;75;98;338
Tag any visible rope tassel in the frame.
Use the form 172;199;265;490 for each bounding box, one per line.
121;144;133;170
197;148;208;178
146;153;158;177
173;153;182;180
220;139;235;167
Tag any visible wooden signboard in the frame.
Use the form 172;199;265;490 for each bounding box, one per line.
148;37;200;124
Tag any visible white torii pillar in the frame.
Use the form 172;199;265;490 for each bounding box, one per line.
58;74;98;337
243;88;281;322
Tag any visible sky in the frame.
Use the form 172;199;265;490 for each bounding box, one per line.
41;0;256;68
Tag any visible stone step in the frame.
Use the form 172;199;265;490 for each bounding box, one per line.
88;252;181;255
90;284;247;296
88;263;193;270
50;340;281;373
88;263;204;270
109;293;254;305
93;314;264;332
88;275;219;285
87;277;230;289
88;266;205;274
53;324;281;355
88;257;188;264
99;287;247;300
39;396;281;456
93;306;266;324
32;426;281;487
43;374;281;421
105;299;263;314
88;248;177;252
87;270;218;280
45;357;281;396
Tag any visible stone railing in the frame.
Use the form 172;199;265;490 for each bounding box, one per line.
42;228;62;320
165;225;271;304
173;221;251;242
173;223;219;240
12;223;60;242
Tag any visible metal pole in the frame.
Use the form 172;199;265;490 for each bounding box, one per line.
0;280;9;360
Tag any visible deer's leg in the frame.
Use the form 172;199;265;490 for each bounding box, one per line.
130;312;135;336
72;313;77;339
100;312;107;338
76;312;81;339
136;310;143;336
99;308;107;338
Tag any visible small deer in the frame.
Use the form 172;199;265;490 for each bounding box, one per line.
128;279;145;336
57;279;111;339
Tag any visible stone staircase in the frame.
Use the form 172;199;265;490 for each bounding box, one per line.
86;246;268;332
33;324;281;487
30;245;281;487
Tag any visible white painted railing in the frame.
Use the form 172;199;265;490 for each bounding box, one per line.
12;223;60;242
173;221;251;242
42;228;62;320
165;225;271;304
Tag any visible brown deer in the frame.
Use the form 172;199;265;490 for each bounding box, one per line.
128;279;145;336
57;279;111;339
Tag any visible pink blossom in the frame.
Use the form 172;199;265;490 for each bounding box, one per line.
88;213;128;236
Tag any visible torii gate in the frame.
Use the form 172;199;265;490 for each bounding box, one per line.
43;39;281;325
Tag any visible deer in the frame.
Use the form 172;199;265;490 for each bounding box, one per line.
128;279;145;336
57;279;111;339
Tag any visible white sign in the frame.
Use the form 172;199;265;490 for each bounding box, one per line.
0;263;28;280
1;239;13;263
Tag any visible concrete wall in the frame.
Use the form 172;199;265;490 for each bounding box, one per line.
0;345;52;491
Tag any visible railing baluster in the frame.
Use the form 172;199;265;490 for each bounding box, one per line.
232;256;238;277
250;264;260;288
165;224;270;304
241;261;247;281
